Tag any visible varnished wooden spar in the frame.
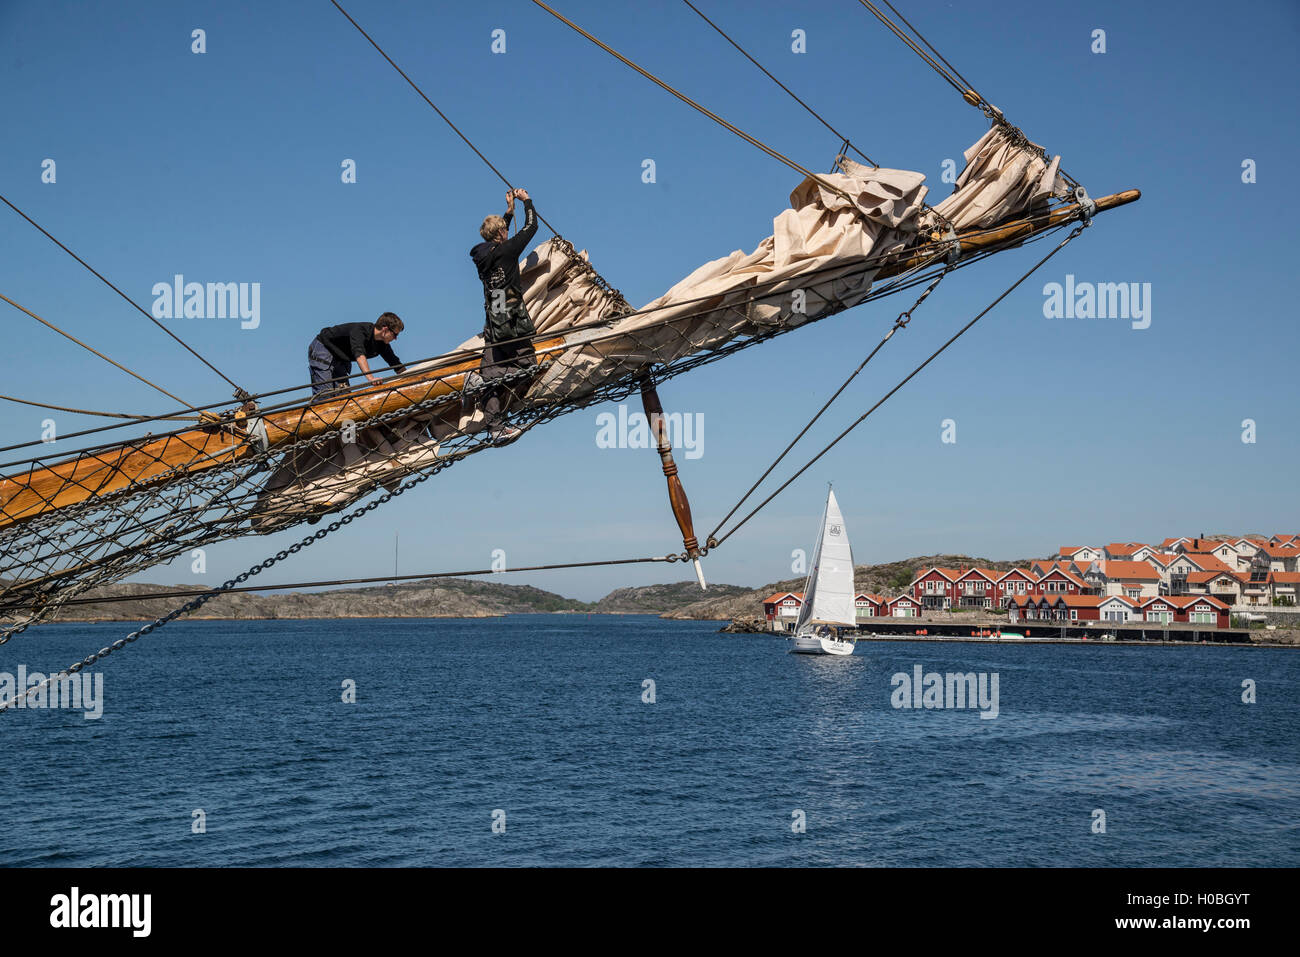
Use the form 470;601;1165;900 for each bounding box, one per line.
0;337;567;530
0;188;1141;532
884;188;1142;278
641;379;707;590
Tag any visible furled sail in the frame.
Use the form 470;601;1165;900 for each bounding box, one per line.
0;125;1073;623
254;127;1067;520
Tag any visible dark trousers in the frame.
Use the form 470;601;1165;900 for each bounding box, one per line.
479;337;536;421
308;337;350;397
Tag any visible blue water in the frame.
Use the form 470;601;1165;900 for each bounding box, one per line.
1;615;1296;866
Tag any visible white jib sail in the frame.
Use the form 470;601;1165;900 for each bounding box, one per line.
794;488;856;632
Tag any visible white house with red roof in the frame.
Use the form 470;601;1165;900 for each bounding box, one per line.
1185;570;1243;605
1103;542;1155;561
1097;595;1139;623
1084;560;1160;599
1258;544;1300;573
1266;572;1299;606
1058;546;1102;563
1172;538;1240;566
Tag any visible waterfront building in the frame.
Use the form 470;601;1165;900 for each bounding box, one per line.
911;567;961;610
886;594;923;617
953;567;1003;609
763;591;803;633
1083;560;1160;599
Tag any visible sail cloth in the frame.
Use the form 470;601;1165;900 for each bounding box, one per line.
253;126;1065;521
925;126;1066;231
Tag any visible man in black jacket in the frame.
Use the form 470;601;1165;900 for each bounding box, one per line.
308;313;406;398
470;188;539;442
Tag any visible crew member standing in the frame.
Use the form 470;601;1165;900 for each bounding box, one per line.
469;188;539;441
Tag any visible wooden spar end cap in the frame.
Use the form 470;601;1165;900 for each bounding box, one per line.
1095;188;1141;211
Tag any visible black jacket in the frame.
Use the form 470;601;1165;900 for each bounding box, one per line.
316;322;405;373
469;199;538;309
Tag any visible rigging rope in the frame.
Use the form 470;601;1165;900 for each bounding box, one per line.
1;291;194;409
328;0;559;236
327;0;631;306
710;221;1088;547
851;0;1079;188
680;0;881;168
707;252;953;541
530;0;872;216
0;193;250;399
41;557;681;609
0;392;197;422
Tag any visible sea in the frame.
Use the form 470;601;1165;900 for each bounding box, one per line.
1;615;1296;867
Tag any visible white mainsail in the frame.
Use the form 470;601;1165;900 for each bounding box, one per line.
794;488;856;632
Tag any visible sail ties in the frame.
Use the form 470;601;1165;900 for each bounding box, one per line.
549;238;634;318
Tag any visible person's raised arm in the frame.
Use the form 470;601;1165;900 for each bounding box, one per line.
499;189;537;258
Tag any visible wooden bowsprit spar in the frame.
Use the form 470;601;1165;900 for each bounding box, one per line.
0;185;1138;536
0;186;1138;625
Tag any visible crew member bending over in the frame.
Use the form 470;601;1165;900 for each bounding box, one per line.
308;313;406;398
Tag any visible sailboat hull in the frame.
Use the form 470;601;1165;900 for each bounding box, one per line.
789;634;855;656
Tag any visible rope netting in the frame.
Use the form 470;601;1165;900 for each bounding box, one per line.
0;202;1087;646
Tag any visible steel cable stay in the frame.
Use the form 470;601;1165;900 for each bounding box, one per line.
327;0;634;309
0;292;194;410
680;0;882;169
528;0;887;222
708;222;1089;549
676;0;956;234
705;250;954;544
0;193;249;401
852;0;1079;188
0;393;199;422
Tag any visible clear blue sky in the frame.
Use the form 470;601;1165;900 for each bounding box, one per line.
2;0;1297;601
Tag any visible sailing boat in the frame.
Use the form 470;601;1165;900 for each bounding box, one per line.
789;487;858;656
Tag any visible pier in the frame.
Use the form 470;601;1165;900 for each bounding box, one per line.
854;617;1253;644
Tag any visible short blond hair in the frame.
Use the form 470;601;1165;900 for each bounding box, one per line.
480;215;507;241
